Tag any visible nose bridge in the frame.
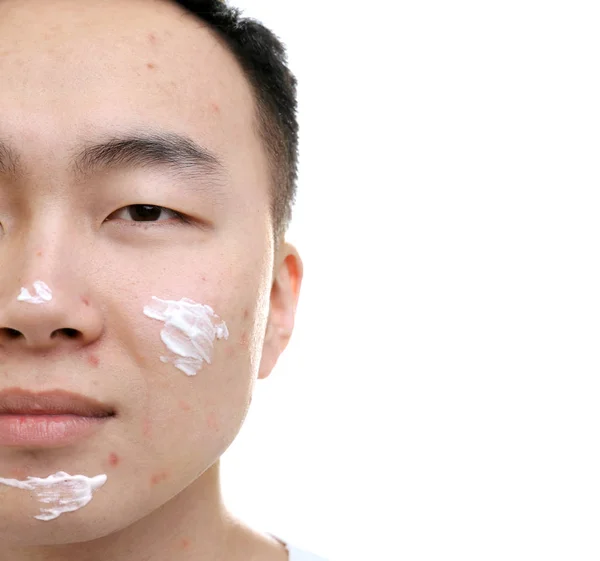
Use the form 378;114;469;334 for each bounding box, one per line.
0;224;103;351
6;216;77;301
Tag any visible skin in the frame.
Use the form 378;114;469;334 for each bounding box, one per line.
0;0;302;559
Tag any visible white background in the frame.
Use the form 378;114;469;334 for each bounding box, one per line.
221;1;600;560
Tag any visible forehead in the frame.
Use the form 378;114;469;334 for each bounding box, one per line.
0;0;266;189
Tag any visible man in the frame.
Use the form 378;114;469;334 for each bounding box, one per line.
0;0;322;559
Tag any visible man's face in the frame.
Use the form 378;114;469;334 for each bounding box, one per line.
0;0;284;543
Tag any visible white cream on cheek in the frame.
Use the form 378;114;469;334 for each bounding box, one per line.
17;280;53;304
0;471;107;521
143;296;229;376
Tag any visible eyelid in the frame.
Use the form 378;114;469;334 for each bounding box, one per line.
106;204;216;232
110;205;188;223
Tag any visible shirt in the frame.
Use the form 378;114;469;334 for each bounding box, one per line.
269;534;329;561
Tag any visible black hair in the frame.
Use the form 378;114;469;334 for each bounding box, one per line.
172;0;299;239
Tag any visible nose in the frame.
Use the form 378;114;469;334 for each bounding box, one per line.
0;277;103;352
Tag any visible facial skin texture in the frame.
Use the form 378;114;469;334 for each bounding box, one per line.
0;0;302;559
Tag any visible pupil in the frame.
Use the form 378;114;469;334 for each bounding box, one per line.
131;205;161;221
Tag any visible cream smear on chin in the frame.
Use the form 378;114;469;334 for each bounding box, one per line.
0;471;107;521
17;280;52;304
143;296;229;376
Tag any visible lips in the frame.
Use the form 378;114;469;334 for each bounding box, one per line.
0;388;115;448
0;388;115;417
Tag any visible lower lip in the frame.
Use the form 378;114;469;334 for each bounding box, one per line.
0;415;109;448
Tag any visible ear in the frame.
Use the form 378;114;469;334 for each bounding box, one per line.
258;242;303;379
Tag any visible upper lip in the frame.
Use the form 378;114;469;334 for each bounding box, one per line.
0;388;115;417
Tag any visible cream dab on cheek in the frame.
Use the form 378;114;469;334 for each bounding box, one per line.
143;296;229;376
0;471;107;521
17;280;52;304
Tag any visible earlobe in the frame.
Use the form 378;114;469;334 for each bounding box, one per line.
257;243;303;380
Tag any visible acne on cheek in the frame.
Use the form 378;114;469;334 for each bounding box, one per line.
132;347;150;370
142;416;152;438
150;470;169;486
108;453;119;467
205;411;219;433
88;354;100;367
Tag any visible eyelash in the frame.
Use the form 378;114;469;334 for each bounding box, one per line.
108;204;190;225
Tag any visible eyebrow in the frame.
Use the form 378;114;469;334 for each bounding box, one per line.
71;132;226;183
0;132;227;185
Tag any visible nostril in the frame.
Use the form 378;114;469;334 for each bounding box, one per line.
2;328;22;339
50;328;80;339
1;328;81;342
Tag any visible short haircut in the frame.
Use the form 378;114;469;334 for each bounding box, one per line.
173;0;299;239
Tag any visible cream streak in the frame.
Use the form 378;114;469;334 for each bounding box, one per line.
0;471;107;521
143;296;229;376
17;281;53;304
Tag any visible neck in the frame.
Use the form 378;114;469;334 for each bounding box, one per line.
2;461;240;561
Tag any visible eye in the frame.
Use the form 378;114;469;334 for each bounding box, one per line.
108;204;188;224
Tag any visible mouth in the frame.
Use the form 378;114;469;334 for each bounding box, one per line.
0;388;115;448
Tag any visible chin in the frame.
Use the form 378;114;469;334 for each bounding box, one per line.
0;509;122;547
0;485;155;548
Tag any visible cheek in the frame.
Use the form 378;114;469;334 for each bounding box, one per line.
138;308;252;433
133;274;268;429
